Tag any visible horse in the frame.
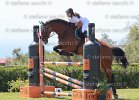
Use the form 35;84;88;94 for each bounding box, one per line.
40;18;128;99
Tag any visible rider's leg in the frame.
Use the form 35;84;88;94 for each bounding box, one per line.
82;22;89;38
75;28;82;40
82;31;87;38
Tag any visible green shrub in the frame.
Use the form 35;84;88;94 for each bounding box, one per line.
8;79;28;92
112;64;139;88
0;66;28;92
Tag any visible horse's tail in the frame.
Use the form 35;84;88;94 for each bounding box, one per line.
112;47;128;68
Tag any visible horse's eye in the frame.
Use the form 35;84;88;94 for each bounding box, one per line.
41;27;45;32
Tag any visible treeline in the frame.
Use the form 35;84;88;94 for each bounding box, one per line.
5;49;82;66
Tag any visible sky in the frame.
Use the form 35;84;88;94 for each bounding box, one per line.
0;0;139;58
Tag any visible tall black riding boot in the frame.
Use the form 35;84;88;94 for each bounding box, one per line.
82;31;87;38
75;28;82;40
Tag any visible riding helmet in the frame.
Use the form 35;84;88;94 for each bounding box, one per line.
66;8;74;14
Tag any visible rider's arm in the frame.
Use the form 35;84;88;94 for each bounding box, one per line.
69;16;82;28
68;16;79;23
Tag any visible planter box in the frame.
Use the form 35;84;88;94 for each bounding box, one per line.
72;89;112;100
20;86;55;98
72;89;97;100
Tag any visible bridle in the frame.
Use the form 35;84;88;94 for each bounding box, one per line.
41;21;82;54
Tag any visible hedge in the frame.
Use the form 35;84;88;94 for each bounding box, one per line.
0;64;139;92
112;64;139;88
0;66;28;92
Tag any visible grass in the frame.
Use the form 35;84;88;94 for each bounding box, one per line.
116;89;139;100
0;92;71;100
0;89;139;100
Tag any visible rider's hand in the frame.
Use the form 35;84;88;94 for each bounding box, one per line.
75;20;82;28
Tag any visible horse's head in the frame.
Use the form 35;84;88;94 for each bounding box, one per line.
40;19;75;44
40;21;53;44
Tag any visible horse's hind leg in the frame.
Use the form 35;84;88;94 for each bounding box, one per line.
105;69;118;99
111;73;118;99
101;59;119;99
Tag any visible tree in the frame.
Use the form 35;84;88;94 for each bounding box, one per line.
101;33;116;46
12;48;22;60
12;48;28;65
123;23;139;63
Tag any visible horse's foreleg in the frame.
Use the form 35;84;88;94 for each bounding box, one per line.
53;45;74;56
53;45;61;52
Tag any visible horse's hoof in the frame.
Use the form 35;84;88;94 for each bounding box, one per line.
69;52;74;56
59;51;74;56
114;94;118;99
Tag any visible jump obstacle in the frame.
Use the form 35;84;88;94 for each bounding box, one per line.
44;62;83;66
20;24;112;100
42;68;83;87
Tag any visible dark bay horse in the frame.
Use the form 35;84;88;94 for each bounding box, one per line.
40;19;128;99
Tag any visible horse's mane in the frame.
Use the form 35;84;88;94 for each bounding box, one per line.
45;18;69;25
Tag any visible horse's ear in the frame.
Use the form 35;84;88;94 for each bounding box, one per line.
39;21;45;25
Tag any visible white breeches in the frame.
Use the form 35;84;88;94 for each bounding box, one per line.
81;19;89;33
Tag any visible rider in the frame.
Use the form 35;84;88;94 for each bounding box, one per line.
66;8;89;40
